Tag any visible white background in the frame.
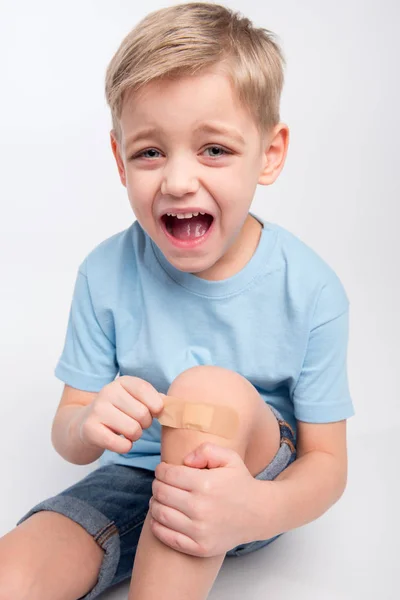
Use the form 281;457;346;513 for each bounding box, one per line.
0;1;398;598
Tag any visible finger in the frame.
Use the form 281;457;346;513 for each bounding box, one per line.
91;423;134;454
100;400;143;443
150;518;203;557
111;386;153;430
150;498;193;539
152;479;196;518
155;462;205;493
118;376;164;415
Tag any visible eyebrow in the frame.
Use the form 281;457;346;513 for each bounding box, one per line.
125;122;246;151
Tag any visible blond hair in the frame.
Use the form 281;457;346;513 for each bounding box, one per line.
105;2;286;143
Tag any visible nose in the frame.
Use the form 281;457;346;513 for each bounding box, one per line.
160;156;200;197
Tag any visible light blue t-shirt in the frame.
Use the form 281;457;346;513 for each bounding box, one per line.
55;212;354;471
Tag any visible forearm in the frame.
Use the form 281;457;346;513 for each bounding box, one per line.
252;450;347;540
51;405;104;465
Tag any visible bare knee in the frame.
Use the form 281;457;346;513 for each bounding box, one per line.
0;511;104;600
0;531;31;600
169;364;260;409
161;365;274;463
0;569;22;600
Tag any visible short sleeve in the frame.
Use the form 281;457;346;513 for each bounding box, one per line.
54;262;119;392
292;277;355;423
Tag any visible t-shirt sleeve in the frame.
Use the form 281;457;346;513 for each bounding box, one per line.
292;276;355;423
54;260;119;392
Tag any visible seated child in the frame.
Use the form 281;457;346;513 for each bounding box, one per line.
0;3;354;600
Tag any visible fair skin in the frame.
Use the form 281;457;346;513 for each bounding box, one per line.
110;67;288;280
0;69;347;600
109;70;348;598
129;367;347;600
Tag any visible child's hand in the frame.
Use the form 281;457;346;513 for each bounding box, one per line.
76;376;165;454
149;442;261;557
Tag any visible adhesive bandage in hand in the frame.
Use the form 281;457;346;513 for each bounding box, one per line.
157;395;239;439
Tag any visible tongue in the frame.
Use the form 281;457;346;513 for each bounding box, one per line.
171;215;211;240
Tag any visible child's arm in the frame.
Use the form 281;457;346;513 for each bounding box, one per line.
51;379;164;465
251;419;348;539
51;385;104;465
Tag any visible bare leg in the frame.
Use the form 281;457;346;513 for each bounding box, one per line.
128;365;280;600
129;511;225;600
0;511;104;600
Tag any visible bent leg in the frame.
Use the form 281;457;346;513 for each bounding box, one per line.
0;511;104;600
129;365;280;600
160;365;281;475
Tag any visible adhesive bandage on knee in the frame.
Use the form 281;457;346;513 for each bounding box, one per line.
157;395;239;439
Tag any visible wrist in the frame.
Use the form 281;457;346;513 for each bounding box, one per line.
52;405;103;465
70;405;105;460
248;478;286;541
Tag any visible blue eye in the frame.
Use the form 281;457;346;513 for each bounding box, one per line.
204;145;229;157
137;148;161;159
132;145;230;160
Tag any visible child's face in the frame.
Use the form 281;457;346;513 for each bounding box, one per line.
111;69;288;279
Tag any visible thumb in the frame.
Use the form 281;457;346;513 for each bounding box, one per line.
184;443;241;469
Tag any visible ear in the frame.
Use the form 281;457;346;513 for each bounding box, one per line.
258;123;290;186
110;130;127;187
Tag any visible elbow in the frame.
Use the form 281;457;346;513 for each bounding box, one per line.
332;456;348;504
50;419;60;454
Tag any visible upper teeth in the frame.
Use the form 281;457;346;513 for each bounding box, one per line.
166;212;206;219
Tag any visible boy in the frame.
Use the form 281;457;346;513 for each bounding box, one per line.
0;2;354;599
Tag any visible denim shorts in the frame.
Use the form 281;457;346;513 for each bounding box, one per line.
17;405;296;599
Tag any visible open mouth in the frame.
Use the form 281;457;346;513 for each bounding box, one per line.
161;213;214;240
